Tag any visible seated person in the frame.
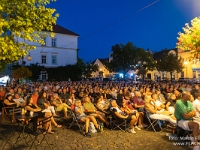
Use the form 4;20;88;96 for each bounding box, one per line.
51;93;71;119
96;95;110;113
75;100;101;137
132;91;145;112
165;93;176;114
110;100;138;133
175;92;199;150
67;93;76;110
26;96;61;134
151;94;165;111
4;94;20;108
145;96;176;126
37;91;59;117
83;96;109;126
192;92;200;123
119;102;146;129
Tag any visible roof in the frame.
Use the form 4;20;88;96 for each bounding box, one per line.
45;24;79;36
153;48;178;60
98;58;109;65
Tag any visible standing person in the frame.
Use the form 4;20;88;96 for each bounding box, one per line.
174;92;199;150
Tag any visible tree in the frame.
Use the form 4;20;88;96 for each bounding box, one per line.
0;0;59;70
156;53;184;81
12;66;32;81
134;48;156;80
83;63;98;78
108;42;136;77
176;17;200;59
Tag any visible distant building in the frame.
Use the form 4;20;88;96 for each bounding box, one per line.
92;58;110;78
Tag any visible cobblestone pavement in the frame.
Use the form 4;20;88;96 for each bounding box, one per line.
0;119;193;150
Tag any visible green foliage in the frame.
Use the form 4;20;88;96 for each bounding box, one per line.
0;0;59;70
107;42;155;76
156;53;184;80
108;42;137;74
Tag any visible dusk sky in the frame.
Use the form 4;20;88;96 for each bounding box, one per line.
49;0;200;62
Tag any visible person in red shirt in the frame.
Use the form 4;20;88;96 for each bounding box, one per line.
31;91;39;105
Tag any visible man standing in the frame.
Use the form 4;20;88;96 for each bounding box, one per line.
174;92;199;150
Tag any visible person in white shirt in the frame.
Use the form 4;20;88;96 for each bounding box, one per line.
192;92;200;123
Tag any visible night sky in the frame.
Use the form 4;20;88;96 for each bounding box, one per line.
49;0;200;62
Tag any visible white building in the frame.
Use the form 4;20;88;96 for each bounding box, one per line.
16;25;79;81
21;24;79;67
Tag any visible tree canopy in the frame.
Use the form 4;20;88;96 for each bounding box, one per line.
156;53;184;80
108;42;136;74
107;42;155;77
0;0;59;70
176;16;200;59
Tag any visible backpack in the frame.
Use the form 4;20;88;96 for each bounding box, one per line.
89;122;97;133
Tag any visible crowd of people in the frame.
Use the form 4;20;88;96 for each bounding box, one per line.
1;80;200;149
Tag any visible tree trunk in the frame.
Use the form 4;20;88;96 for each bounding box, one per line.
170;72;172;82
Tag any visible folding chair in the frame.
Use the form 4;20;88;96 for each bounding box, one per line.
109;111;127;132
68;110;84;134
1;101;16;124
144;109;162;132
28;116;52;150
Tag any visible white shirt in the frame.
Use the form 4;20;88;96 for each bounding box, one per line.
192;99;200;118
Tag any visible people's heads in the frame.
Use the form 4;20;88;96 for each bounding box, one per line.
169;94;176;100
75;99;82;106
173;89;180;95
182;91;190;101
39;90;47;98
53;93;59;99
152;93;158;100
84;96;90;103
196;92;200;100
195;85;199;90
27;96;33;104
135;91;141;97
6;94;12;100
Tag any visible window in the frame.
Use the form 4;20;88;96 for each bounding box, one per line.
42;38;46;46
51;38;57;47
41;55;47;64
52;55;57;64
40;71;48;81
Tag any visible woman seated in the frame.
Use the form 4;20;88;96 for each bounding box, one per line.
96;95;110;114
51;93;71;119
144;96;176;126
110;100;138;134
26;96;62;134
83;96;109;126
37;91;59;117
119;102;146;129
165;93;177;114
75;100;101;137
4;94;20;108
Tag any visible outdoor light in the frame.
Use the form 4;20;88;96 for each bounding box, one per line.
26;53;32;61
